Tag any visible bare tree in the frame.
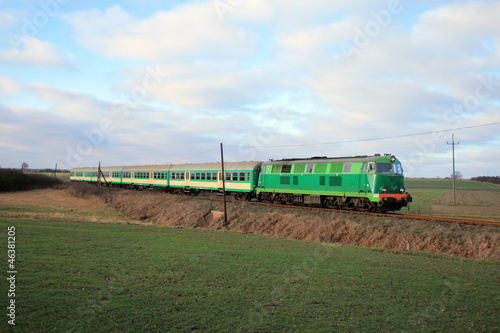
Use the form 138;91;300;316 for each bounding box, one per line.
21;162;29;172
451;171;463;180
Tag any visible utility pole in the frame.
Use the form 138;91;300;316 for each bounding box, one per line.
220;143;228;225
447;134;459;205
98;161;102;190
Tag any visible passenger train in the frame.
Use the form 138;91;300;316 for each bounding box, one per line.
70;154;412;212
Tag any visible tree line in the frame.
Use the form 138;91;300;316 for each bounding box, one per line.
471;176;500;185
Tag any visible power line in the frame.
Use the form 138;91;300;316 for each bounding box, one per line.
169;147;220;164
227;121;500;149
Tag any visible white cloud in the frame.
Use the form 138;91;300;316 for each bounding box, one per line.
0;37;70;67
62;4;256;61
0;75;21;97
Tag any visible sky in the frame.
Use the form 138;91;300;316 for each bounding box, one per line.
0;0;499;178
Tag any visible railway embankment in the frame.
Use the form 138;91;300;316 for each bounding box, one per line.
67;183;500;261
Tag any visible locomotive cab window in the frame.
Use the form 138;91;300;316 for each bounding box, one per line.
361;163;367;173
376;162;392;174
368;163;374;173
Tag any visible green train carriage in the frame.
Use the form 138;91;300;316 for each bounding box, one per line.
256;154;411;212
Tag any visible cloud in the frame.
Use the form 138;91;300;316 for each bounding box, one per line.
0;75;21;97
62;4;256;61
0;37;70;67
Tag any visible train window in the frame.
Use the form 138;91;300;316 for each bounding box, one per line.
361;163;368;173
368;163;374;173
393;163;403;174
262;165;267;174
226;172;231;181
213;172;217;181
239;172;245;181
343;163;352;173
306;164;314;174
196;172;200;180
181;173;185;180
376;162;392;174
207;173;211;181
200;172;205;180
281;165;292;173
272;165;281;173
172;173;176;180
191;172;195;180
232;172;238;181
247;172;251;182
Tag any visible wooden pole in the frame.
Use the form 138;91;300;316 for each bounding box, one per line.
447;134;459;205
220;143;228;225
98;161;102;190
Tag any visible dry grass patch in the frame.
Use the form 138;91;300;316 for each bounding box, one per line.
66;183;500;261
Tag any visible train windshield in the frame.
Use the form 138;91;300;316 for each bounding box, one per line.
393;163;403;174
376;162;403;174
375;162;392;174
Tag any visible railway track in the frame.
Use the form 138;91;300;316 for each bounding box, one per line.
94;186;500;227
199;195;500;227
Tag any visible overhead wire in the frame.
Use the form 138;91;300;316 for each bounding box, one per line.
226;121;500;149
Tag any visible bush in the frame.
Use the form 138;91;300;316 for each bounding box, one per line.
0;169;63;192
471;176;500;185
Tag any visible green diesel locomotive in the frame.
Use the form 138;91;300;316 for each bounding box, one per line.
256;154;411;212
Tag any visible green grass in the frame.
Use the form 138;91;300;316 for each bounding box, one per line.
2;218;498;332
405;178;500;191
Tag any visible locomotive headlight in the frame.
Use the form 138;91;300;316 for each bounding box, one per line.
400;186;405;194
381;186;387;193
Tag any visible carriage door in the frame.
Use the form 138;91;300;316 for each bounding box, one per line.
218;171;223;189
185;172;190;187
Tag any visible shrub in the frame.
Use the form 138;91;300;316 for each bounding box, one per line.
0;169;62;192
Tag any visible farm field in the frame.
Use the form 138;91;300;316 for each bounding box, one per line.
1;217;499;332
404;178;500;220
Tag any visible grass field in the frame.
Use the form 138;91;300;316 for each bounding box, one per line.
37;172;71;181
404;179;500;219
1;218;499;332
